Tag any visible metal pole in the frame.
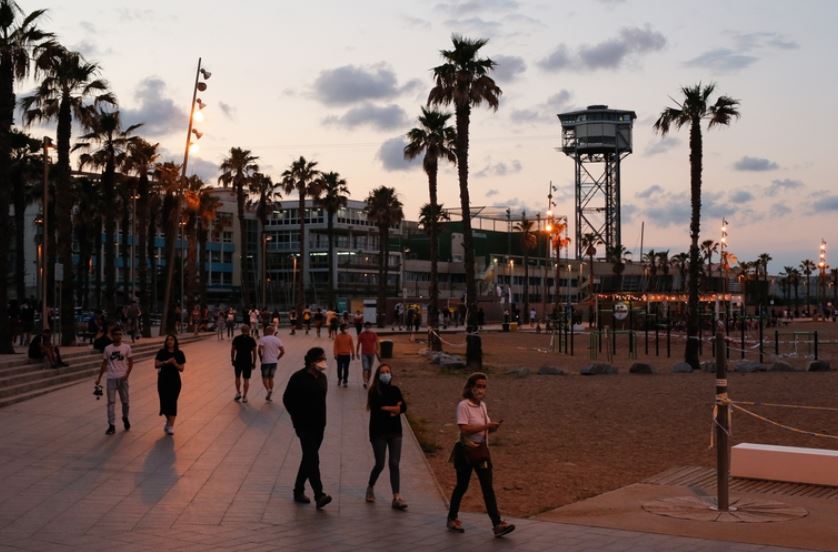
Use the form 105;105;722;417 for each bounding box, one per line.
131;193;136;301
759;307;764;364
715;327;730;512
42;138;50;331
261;234;267;307
740;302;745;360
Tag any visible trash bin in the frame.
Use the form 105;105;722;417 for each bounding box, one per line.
380;339;394;358
502;323;510;333
510;322;518;332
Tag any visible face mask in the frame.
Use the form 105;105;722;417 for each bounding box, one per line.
315;360;327;371
378;373;392;384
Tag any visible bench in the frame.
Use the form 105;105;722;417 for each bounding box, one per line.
731;443;838;487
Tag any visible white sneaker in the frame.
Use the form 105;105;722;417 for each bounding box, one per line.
165;426;174;435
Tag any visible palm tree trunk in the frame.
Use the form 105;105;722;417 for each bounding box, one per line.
685;117;703;370
377;226;387;327
198;227;208;307
455;103;481;369
236;185;249;307
13;168;26;300
56;98;76;345
0;57;14;352
120;189;131;305
327;211;335;309
427;163;441;351
144;202;157;336
296;190;305;323
161;191;178;334
76;222;90;308
185;219;198;320
94;216;102;309
137;173;150;337
523;251;529;323
103;153;117;315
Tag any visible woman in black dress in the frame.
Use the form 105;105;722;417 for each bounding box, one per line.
365;363;408;510
155;334;186;435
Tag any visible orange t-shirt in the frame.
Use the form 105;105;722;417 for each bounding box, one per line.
333;333;354;356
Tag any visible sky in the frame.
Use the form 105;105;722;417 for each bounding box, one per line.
18;0;838;274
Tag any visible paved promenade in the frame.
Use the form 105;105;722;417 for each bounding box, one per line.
0;333;809;551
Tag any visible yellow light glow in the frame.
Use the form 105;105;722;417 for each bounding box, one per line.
545;224;553;232
189;142;200;154
193;110;204;122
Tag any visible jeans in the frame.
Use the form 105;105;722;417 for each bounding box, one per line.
106;377;130;425
369;434;402;493
447;443;501;525
336;355;350;383
294;428;324;497
361;354;376;373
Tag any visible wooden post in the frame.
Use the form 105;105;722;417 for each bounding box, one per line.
758;307;764;364
740;303;746;360
715;328;730;512
774;330;779;356
814;330;819;360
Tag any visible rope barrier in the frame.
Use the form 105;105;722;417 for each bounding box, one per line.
729;402;838;441
730;400;838;413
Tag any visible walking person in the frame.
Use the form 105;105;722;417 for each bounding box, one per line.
288;308;297;335
231;325;257;403
313;308;324;338
356;322;380;389
258;325;285;401
446;372;515;537
155;334;185;435
225;308;236;339
282;347;333;509
216;310;226;340
333;324;355;387
302;307;312;335
249;308;260;338
95;327;133;435
365;363;408;510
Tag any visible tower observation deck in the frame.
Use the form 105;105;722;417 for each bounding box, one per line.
558;105;636;259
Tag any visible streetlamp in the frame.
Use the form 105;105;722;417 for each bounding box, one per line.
41;137;55;332
262;234;272;307
718;218;728;322
819;239;828;315
160;57;211;335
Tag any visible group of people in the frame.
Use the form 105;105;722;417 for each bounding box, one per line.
86;316;516;538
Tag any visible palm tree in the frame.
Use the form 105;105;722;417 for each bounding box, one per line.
607;244;631;291
514;213;537;323
182;175;205;317
788;267;801;312
9;129;41;300
315;171;348;309
124;138;158;336
71;176;100;309
656;250;671;291
642;249;657;292
22;46;115;345
757;253;772;283
404;107;457;340
700;239;718;289
365;186;404;327
800;259;816;315
154;162;181;333
0;0;51;352
418;202;450;348
219;147;259;307
247;171;281;306
671;252;689;292
74;109;142;311
280;156;321;320
196;189;221;308
428;35;502;367
830;268;838;309
654;83;740;369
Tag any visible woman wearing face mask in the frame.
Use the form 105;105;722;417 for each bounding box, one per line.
446;372;515;538
365;363;407;509
282;347;332;509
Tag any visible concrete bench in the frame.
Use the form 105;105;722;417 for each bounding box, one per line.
731;443;838;487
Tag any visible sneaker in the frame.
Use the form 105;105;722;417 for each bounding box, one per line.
122;417;131;431
392;497;408;510
105;425;116;435
293;492;311;504
315;494;332;510
242;396;248;403
163;423;169;434
266;391;272;402
363;383;367;389
365;486;375;503
493;521;515;538
234;393;241;402
165;426;174;435
446;518;464;533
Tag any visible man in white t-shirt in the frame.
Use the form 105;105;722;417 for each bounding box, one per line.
250;309;261;337
95;327;134;435
258;325;285;402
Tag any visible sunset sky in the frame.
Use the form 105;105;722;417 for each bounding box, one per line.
21;0;838;273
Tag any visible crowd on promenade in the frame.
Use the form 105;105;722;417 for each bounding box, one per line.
82;306;516;538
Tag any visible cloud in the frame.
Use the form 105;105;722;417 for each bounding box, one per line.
443;17;501;35
121;77;187;136
767;178;803;196
539;25;666;72
323;103;409;130
729;190;754;203
80;20;96;33
474;159;522;178
186;157;218;181
510;89;574;124
812;195;838;213
218;101;236;120
72;40;108;58
485;189;499;197
635;184;663;199
641;190;740;227
729;31;799;51
489;196;542;217
622;203;639;224
685;48;758;72
118;8;155;22
401;15;431;30
770;203;791;218
312;64;416;106
645;136;680;156
492;55;526;82
377;136;421;172
435;0;519;15
733;156;779;171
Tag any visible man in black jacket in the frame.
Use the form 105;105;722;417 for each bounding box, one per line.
282;347;332;509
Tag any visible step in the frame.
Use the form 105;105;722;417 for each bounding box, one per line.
0;380;85;409
0;341;169;378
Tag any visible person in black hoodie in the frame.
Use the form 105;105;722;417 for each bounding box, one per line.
365;363;408;510
282;347;332;509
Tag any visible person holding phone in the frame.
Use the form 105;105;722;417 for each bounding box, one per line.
155;334;186;435
446;372;515;538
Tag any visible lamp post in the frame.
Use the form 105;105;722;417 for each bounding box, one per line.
819;239;828;316
41;137;54;331
719;218;728;322
160;57;211;335
261;234;272;307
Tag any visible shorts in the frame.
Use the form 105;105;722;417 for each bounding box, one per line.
234;362;253;379
361;354;376;373
260;363;277;378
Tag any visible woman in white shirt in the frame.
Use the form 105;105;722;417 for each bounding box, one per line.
446;372;515;538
